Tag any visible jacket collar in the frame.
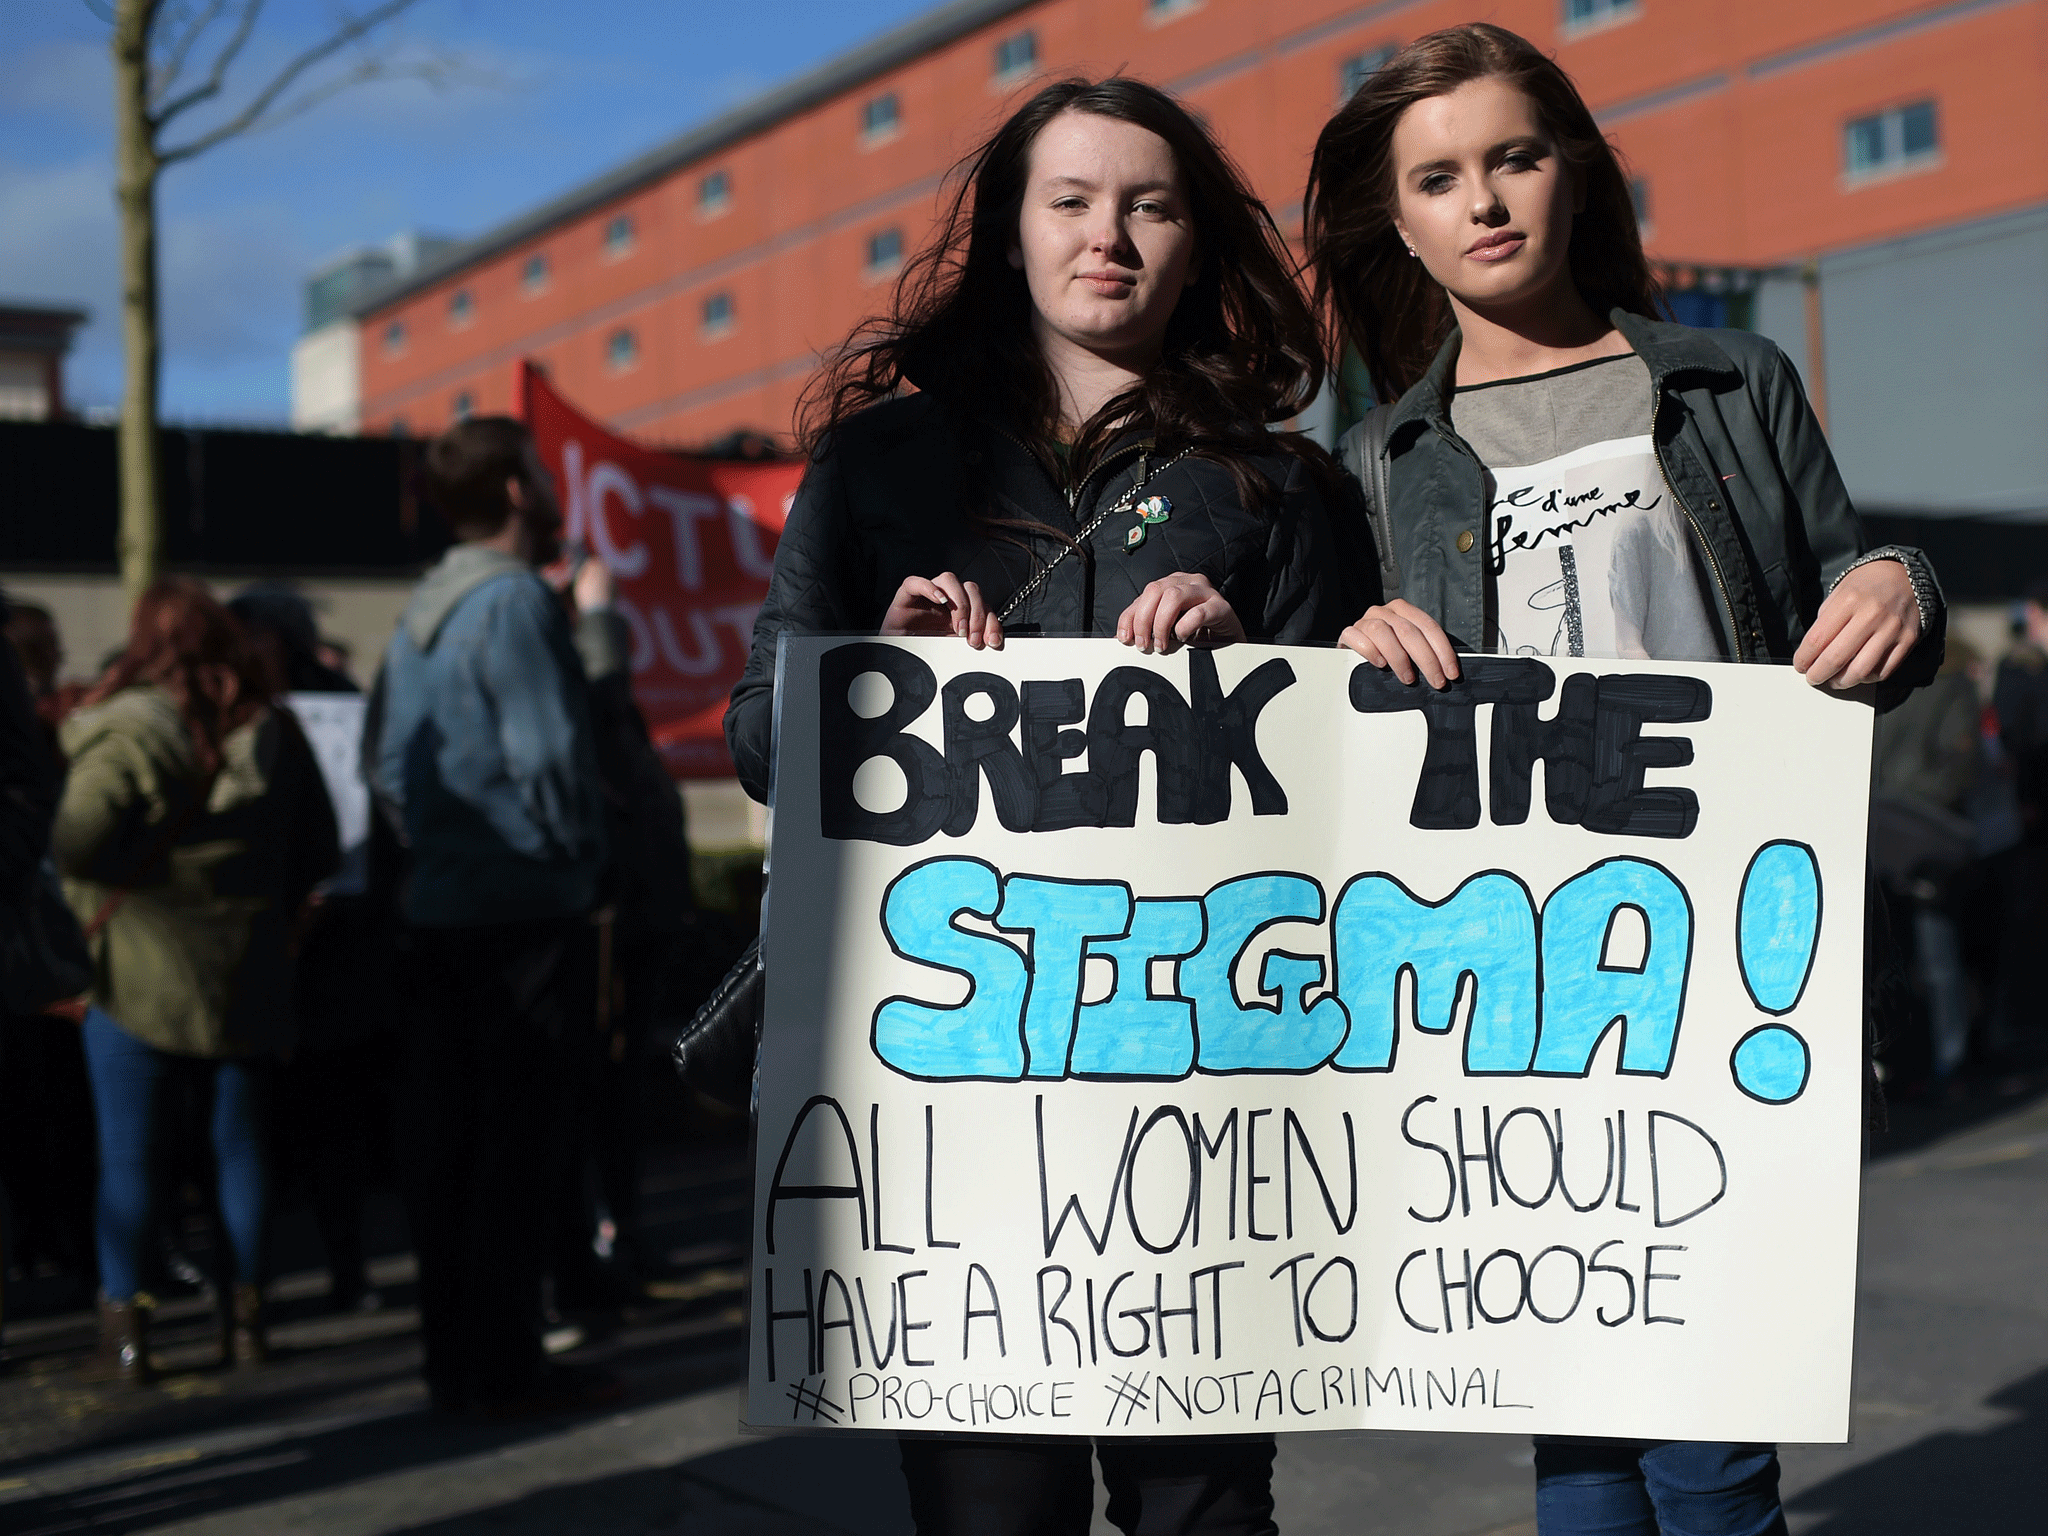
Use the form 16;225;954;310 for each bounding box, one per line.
1386;305;1743;437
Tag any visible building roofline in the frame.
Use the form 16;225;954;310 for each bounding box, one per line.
348;0;1036;319
0;302;90;324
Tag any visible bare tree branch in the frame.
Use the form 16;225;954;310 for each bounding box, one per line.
151;0;229;104
157;0;425;157
151;0;263;131
208;46;468;142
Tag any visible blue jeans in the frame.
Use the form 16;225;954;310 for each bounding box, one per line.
81;1008;271;1302
1535;1439;1787;1536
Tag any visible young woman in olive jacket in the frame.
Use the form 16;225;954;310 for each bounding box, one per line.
1305;23;1942;1536
58;577;338;1386
729;76;1340;1536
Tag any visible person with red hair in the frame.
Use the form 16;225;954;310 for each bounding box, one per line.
55;576;337;1387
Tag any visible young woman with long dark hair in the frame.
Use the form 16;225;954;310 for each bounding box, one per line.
729;75;1338;1536
1305;23;1943;1536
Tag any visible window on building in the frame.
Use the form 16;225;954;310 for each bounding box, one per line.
389;417;410;438
383;319;406;355
702;291;735;336
448;288;474;326
607;328;638;370
866;227;904;275
522;253;550;293
604;214;635;257
1147;0;1203;21
1845;101;1939;178
861;92;900;140
1339;45;1397;100
452;390;474;420
1563;0;1638;31
995;30;1037;81
699;169;731;215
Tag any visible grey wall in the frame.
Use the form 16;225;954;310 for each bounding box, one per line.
1816;204;2048;517
1751;271;1810;383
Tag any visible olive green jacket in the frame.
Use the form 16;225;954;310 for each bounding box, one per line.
54;686;338;1058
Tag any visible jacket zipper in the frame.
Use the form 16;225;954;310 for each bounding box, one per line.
1648;387;1746;662
987;431;1151;624
994;427;1147;515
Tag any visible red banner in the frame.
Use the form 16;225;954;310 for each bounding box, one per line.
518;361;801;778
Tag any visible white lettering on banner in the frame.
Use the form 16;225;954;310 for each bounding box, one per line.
585;459;650;578
726;494;780;581
562;439;587;547
649;603;760;677
649;485;727;591
613;595;656;674
749;638;1874;1444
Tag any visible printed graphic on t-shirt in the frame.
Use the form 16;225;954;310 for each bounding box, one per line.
1487;434;1721;661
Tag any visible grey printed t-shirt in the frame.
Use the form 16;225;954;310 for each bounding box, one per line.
1450;352;1724;662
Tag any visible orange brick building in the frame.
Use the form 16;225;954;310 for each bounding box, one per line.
328;0;2048;526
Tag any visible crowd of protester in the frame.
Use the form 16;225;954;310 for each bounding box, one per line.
0;413;721;1415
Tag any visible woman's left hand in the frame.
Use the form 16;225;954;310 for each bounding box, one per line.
1116;573;1245;655
1795;559;1921;689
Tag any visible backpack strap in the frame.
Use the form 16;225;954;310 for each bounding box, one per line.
1348;402;1402;606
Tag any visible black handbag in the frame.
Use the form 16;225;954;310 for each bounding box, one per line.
670;932;762;1108
0;857;93;1016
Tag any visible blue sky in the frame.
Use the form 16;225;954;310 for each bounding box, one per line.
0;0;940;422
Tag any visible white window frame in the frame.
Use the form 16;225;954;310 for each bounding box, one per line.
701;291;735;339
1339;44;1397;101
605;327;639;372
521;253;551;296
994;29;1037;83
699;169;732;218
1561;0;1640;40
603;214;636;260
1842;100;1941;186
447;289;474;328
860;92;901;146
865;226;904;279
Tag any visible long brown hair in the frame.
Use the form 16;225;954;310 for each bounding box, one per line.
801;77;1327;508
1304;23;1661;402
81;576;274;773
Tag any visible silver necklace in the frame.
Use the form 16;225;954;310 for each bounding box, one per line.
997;449;1192;623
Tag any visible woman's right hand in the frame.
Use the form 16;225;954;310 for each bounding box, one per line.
1338;600;1462;687
881;572;1004;650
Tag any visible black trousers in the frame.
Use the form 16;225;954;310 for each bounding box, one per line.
396;919;588;1408
898;1436;1278;1536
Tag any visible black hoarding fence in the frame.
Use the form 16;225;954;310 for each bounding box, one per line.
1862;515;2048;606
0;421;452;573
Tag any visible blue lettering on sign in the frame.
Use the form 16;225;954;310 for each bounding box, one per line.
872;858;1031;1080
1533;859;1693;1078
1070;899;1206;1079
995;876;1135;1081
1330;872;1538;1075
865;846;1793;1097
1185;875;1350;1074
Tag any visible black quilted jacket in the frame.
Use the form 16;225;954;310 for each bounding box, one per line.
726;393;1343;801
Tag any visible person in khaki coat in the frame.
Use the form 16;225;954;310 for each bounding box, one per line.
55;577;336;1387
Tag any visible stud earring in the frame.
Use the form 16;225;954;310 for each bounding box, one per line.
1405;246;1417;258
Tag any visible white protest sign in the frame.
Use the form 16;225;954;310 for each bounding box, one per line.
750;637;1871;1444
285;691;369;896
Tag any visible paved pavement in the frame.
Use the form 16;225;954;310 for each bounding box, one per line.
3;1088;2044;1536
